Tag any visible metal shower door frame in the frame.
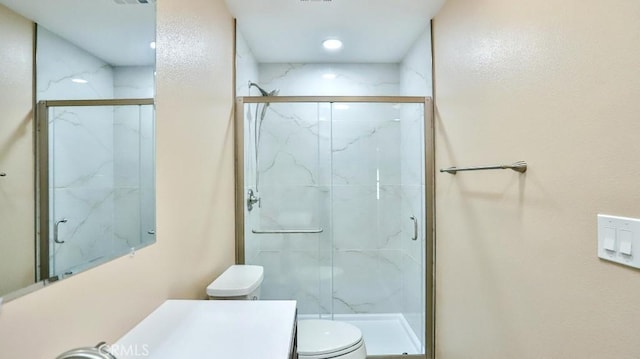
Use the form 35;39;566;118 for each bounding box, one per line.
35;98;154;282
234;96;435;359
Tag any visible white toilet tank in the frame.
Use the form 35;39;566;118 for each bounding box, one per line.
206;265;264;300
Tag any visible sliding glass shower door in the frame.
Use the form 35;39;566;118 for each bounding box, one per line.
330;101;426;355
242;101;332;316
38;100;156;280
237;97;433;357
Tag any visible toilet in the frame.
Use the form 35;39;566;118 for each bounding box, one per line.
206;264;263;300
207;265;367;359
296;319;367;359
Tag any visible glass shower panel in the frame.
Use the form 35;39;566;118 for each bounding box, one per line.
330;102;425;355
399;102;426;354
243;102;332;316
239;98;428;356
48;104;155;277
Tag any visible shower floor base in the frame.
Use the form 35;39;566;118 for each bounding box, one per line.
298;313;423;356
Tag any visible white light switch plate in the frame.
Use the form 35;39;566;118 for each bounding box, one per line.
597;214;640;269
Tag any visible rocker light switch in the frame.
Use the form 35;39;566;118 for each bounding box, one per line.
603;227;616;251
619;230;633;256
598;214;640;269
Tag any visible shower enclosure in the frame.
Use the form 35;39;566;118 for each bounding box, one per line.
36;99;156;281
235;96;434;357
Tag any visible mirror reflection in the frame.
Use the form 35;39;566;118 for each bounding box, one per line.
0;0;156;299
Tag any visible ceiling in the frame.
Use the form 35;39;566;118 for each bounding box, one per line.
225;0;446;63
0;0;155;66
0;0;444;65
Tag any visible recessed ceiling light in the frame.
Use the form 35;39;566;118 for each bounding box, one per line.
71;78;88;84
322;73;336;80
322;39;343;51
150;41;156;49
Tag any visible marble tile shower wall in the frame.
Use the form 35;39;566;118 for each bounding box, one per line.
235;31;259;98
37;27;154;274
399;26;432;345
248;101;332;315
38;27;115;274
238;31;432;339
330;103;407;316
259;63;400;96
251;63;410;316
113;67;156;254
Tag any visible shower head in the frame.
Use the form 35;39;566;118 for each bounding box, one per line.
249;82;278;97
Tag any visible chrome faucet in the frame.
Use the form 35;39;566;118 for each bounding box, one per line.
56;342;117;359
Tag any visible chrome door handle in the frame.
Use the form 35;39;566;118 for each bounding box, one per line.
410;216;418;241
54;218;68;244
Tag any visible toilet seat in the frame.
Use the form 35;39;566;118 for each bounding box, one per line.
297;320;367;359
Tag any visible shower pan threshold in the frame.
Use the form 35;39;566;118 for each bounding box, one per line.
298;313;423;355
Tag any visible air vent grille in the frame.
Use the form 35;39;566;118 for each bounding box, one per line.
114;0;156;5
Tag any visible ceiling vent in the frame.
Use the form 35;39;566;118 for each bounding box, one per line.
113;0;156;5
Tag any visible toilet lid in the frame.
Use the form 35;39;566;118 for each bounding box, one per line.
206;265;263;297
297;320;363;356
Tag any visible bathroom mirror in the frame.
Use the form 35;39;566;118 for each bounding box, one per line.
0;0;156;300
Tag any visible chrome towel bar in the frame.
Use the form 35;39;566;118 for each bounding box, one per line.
440;161;527;175
252;228;323;234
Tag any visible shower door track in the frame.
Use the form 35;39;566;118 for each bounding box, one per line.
234;96;435;359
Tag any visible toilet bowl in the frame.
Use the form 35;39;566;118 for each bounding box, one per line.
207;265;367;359
297;319;367;359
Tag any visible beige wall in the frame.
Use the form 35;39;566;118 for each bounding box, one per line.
0;0;235;357
0;4;35;297
433;0;640;358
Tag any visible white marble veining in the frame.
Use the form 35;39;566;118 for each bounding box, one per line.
400;26;433;97
253;249;328;315
37;27;114;101
400;103;426;186
113;66;155;99
331;106;401;186
332;250;404;315
49;106;114;190
256;103;322;187
113;187;141;251
398;26;431;345
38;27;156;276
50;188;114;275
237;34;431;342
236;31;259;97
259;63;400;96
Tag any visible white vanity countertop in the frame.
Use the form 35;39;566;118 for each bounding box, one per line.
114;300;297;359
